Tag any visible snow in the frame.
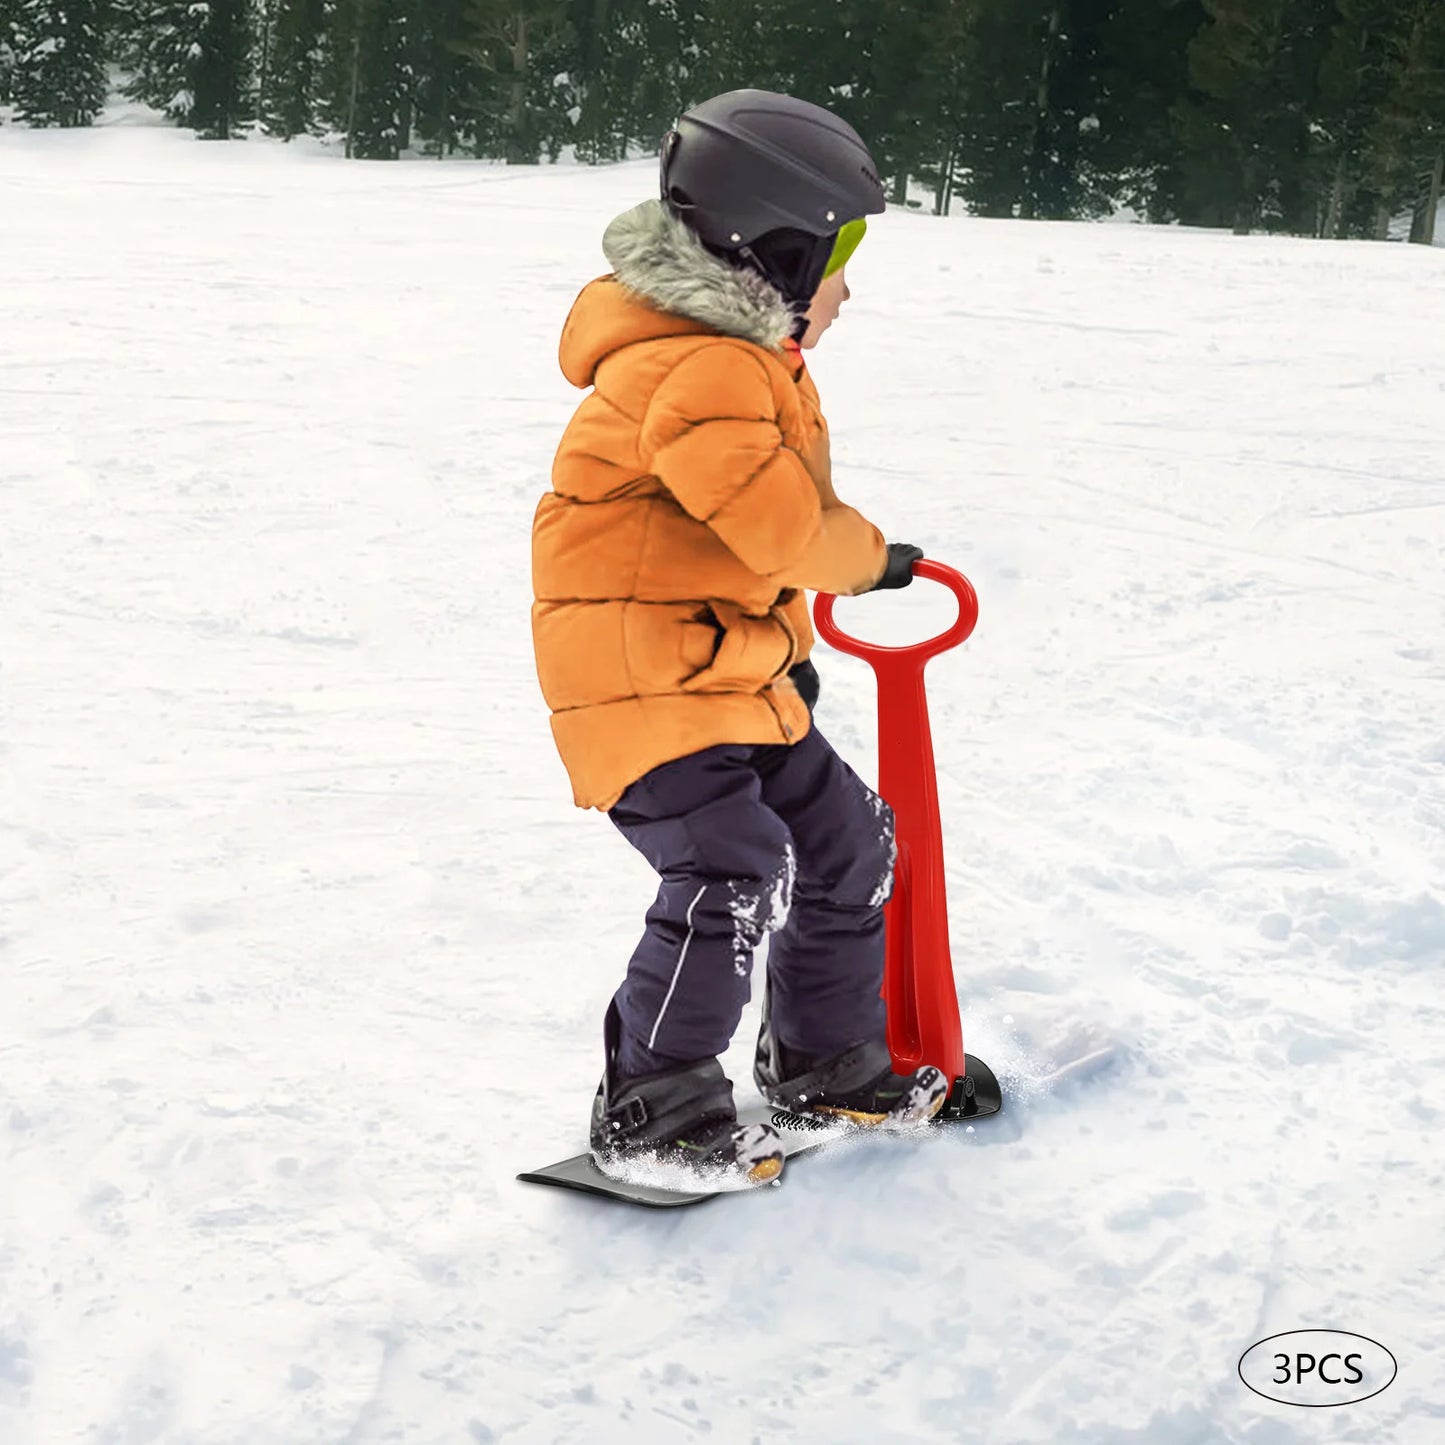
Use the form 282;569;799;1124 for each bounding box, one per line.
3;124;1444;1444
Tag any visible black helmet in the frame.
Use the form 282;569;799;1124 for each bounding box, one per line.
660;90;885;308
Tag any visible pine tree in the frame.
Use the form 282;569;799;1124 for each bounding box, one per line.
689;0;776;100
1092;0;1208;222
1314;0;1405;237
194;0;252;135
830;0;939;207
541;0;619;162
914;0;975;214
518;0;573;160
1037;0;1113;219
585;0;695;162
452;0;564;162
942;0;1112;221
323;0;410;158
263;0;326;137
123;0;254;138
410;0;478;155
1366;0;1445;242
1;0;19;110
556;0;674;163
557;0;604;157
9;0;108;127
1174;0;1333;233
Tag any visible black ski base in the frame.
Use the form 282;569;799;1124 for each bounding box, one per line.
518;1053;1005;1208
516;1103;842;1208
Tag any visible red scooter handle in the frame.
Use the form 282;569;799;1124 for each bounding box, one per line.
812;560;979;1092
813;558;978;665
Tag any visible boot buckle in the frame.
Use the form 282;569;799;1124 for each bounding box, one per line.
607;1095;649;1136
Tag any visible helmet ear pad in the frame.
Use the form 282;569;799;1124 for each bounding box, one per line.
729;226;837;310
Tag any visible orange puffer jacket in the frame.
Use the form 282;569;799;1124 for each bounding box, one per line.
533;200;888;810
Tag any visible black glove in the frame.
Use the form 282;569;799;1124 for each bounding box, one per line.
871;542;925;591
788;659;820;713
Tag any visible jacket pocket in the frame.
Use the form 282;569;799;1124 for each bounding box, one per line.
619;601;724;697
680;601;795;695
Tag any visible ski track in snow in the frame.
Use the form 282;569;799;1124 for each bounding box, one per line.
2;123;1443;1444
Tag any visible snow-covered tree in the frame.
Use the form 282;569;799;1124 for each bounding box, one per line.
124;0;253;138
411;0;483;157
262;0;325;137
322;0;411;158
1;0;18;110
8;0;108;127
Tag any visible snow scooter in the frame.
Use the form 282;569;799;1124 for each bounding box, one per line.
813;558;1002;1123
518;558;1001;1206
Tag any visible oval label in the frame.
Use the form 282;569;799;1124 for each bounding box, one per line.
1239;1331;1397;1407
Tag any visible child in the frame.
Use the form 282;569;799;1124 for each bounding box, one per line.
533;90;946;1187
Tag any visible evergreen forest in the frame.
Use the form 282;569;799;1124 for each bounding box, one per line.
2;0;1442;241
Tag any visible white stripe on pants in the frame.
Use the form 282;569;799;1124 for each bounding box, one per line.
647;884;708;1052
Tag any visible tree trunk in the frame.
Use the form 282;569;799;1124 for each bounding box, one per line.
434;67;450;157
1324;151;1348;239
1035;7;1058;118
345;24;362;159
891;169;909;205
508;11;529;163
396;15;412;155
255;0;274;127
1413;151;1442;245
934;144;956;217
1231;173;1253;233
1372;196;1391;240
1022;3;1063;221
1232;152;1256;235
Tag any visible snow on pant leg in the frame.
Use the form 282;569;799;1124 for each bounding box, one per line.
755;726;895;1058
607;745;796;1078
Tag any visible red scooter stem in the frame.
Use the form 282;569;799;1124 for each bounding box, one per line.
813;561;979;1088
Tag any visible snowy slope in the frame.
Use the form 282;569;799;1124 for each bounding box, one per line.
2;123;1444;1445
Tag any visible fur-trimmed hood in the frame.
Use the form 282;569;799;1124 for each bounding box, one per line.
559;202;800;389
602;199;797;351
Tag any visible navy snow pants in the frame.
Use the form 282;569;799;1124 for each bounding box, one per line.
607;726;896;1078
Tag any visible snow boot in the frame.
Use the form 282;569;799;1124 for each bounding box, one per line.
590;1004;785;1187
753;988;947;1127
